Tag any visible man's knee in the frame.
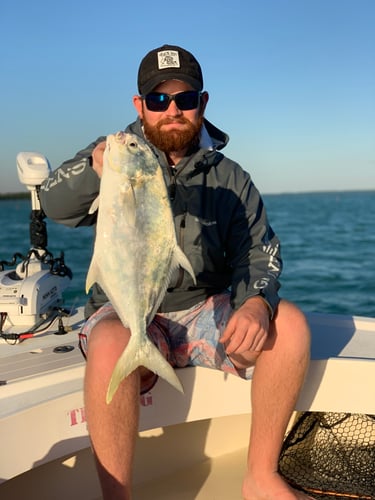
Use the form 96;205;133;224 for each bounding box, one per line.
88;316;131;360
275;300;309;332
271;300;311;357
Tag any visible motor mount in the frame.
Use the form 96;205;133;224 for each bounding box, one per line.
0;153;72;332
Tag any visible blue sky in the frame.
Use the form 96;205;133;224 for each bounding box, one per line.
1;0;374;194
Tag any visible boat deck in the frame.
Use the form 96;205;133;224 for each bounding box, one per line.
0;309;374;497
0;415;250;500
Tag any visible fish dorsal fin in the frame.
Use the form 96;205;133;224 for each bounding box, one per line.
172;245;196;285
147;244;196;323
88;195;100;215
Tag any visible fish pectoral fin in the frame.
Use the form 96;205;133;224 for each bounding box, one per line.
121;184;137;226
106;336;183;404
173;245;197;285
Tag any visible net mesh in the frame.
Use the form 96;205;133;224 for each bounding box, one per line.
278;412;375;499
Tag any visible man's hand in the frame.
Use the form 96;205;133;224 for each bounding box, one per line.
92;141;106;177
219;296;270;355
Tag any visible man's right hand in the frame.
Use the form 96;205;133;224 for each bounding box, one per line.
92;141;106;177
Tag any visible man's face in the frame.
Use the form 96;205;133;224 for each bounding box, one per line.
133;80;208;154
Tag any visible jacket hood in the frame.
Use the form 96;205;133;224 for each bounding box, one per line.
202;118;229;150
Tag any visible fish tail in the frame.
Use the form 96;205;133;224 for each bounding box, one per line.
106;335;183;404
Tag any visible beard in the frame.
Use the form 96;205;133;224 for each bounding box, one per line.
142;113;204;154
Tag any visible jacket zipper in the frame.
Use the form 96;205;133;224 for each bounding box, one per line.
168;166;177;201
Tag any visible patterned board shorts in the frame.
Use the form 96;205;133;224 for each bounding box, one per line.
79;291;254;393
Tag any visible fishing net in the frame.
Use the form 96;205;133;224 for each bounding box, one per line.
278;412;375;499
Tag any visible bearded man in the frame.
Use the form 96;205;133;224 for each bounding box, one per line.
40;45;312;500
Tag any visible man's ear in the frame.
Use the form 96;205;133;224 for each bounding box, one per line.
200;91;209;113
133;95;144;119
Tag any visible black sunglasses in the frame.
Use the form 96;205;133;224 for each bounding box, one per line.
142;91;201;112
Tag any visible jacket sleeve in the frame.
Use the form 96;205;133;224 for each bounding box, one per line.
39;137;106;227
226;171;282;317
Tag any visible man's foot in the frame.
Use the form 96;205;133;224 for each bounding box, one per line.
242;471;316;500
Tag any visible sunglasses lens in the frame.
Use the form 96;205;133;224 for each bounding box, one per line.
145;93;170;112
144;91;200;112
175;91;200;110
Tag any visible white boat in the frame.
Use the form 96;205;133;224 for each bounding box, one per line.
0;153;374;499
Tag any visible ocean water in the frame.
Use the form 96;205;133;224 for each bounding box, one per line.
0;191;374;318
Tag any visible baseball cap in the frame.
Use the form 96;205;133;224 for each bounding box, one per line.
137;44;203;95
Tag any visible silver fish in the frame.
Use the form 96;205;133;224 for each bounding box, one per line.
86;131;195;403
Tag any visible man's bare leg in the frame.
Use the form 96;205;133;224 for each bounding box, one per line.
236;300;313;499
84;315;140;500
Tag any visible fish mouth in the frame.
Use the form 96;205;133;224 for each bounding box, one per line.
113;131;137;147
112;132;141;154
114;131;126;142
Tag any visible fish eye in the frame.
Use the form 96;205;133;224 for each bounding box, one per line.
128;141;138;149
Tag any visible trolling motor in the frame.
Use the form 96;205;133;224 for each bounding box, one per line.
0;152;72;334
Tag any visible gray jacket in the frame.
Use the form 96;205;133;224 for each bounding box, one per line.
40;118;282;318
